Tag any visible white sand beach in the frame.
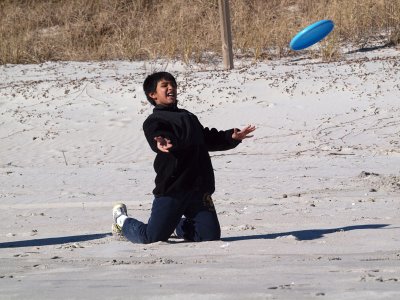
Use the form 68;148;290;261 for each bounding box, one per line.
1;47;400;299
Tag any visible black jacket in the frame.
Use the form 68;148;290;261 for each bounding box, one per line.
143;105;241;197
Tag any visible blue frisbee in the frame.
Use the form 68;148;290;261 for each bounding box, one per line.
290;20;335;51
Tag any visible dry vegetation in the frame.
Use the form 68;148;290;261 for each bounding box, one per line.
1;0;399;64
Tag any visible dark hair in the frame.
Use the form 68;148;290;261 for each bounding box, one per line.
143;72;177;106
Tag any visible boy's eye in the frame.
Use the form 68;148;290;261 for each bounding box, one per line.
159;81;175;88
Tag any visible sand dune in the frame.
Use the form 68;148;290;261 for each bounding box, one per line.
1;48;399;299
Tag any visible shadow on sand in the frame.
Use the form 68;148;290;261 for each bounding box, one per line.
345;43;394;54
0;233;112;248
221;224;390;242
1;225;392;247
290;43;393;63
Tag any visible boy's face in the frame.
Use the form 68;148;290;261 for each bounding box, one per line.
149;79;177;106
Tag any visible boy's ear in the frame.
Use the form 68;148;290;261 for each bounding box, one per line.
149;91;157;100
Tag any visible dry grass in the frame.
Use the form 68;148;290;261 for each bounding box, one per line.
1;0;399;64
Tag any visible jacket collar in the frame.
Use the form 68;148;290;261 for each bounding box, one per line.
154;103;179;112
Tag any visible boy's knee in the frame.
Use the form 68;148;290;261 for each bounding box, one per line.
199;233;221;242
146;231;172;244
195;225;221;242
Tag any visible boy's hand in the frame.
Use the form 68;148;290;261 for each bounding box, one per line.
154;136;173;153
232;125;256;141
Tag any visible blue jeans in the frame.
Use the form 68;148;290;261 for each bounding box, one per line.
122;191;221;244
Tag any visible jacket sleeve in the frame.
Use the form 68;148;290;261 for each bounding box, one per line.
203;127;241;152
143;117;178;153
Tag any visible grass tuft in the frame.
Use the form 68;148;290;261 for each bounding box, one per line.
1;0;399;64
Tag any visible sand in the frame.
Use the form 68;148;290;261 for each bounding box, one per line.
1;47;400;299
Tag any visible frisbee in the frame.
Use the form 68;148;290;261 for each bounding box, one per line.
290;20;335;51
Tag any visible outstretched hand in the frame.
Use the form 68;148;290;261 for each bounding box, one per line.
232;124;256;141
154;136;173;153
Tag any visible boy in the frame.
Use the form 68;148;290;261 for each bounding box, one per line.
112;72;255;244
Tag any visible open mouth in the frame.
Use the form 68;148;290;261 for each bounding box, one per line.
167;92;176;98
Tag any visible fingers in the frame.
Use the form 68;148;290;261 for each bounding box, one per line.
154;136;165;145
245;127;256;138
232;124;256;140
154;136;173;153
242;124;256;134
239;124;256;139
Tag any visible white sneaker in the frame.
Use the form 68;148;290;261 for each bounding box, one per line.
112;203;128;233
